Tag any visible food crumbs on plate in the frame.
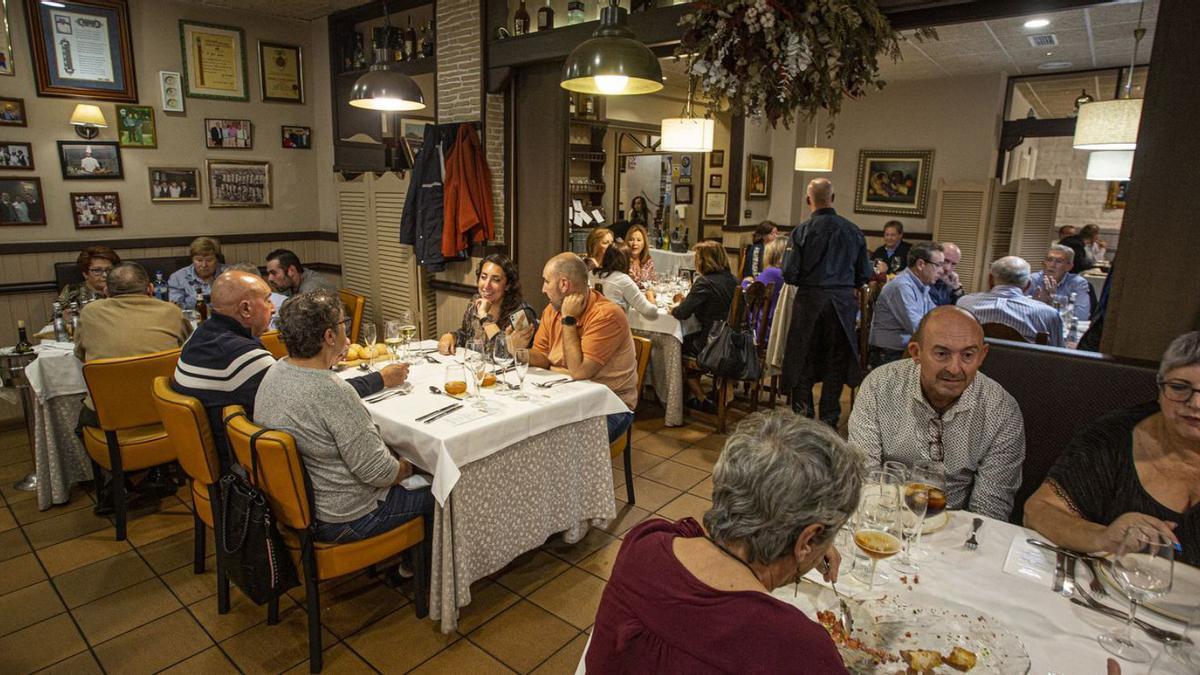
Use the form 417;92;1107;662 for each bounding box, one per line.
914;575;920;584
900;575;908;584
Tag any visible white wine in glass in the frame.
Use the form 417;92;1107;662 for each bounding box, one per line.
384;320;402;364
399;310;417;363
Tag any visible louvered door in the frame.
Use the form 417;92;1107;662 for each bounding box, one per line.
1010;179;1062;266
932;179;995;293
336;175;375;321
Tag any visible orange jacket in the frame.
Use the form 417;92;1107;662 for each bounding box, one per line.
442;124;495;258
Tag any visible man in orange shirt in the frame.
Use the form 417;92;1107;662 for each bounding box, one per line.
510;253;637;442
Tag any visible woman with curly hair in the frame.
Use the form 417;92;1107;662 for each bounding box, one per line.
438;253;537;357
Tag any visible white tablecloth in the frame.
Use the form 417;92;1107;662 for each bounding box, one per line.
24;342;86;401
649;249;695;279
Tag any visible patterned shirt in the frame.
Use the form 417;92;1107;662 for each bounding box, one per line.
168;263;228;309
1026;271;1091;322
958;285;1065;347
848;358;1026;521
869;269;935;351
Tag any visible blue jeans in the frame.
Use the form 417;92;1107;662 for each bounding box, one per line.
607;412;635;444
313;484;434;544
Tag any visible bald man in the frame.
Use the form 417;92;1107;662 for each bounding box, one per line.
849;306;1026;521
780;178;873;428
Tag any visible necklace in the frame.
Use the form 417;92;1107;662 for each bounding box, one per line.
705;536;764;589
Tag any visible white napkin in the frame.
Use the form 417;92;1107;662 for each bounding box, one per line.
1001;535;1058;586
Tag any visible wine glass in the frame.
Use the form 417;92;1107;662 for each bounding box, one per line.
853;485;903;596
398;310;417;363
513;348;530;400
360;323;377;371
1152;606;1200;673
1098;527;1175;663
443;364;468;398
891;481;928;575
491;340;514;396
465;339;488;410
384;320;402;364
883;460;909;483
907;461;946;562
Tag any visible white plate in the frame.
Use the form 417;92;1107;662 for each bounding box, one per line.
922;510;950;535
1098;558;1200;623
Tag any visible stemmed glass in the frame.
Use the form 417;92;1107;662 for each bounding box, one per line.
907;462;946;562
513;348;530;400
892;481;929;575
384;320;402;364
854;480;903;596
398;310;417;363
491;341;514;396
360;323;377;371
1099;527;1175;663
1151;606;1200;673
465;339;488;410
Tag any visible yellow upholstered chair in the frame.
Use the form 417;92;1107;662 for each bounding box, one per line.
81;348;181;541
222;406;427;673
151;376;230;614
612;335;652;505
338;289;366;345
259;330;288;358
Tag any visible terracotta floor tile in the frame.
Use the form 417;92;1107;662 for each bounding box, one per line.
634;434;688;459
346;605;457;672
0;526;30;561
220;604;337;675
189;585;294;642
0;580;65;637
600;502;651;538
670;445;721;472
454;581;519;635
632;417;666;433
630;428;651;442
23;507;110;550
0;505;15;532
138;528;212;575
35;650;104;675
53;549;153;609
10;490;92;526
282;642;376;674
493;550;570;596
73;577;181;645
0;614;87;672
542;527;616;565
640;460;708;491
688;475;714;500
469;601;579;674
158;645;239;674
657;493;713;524
527;568;607;630
160;554;218;605
411;638;514;674
694;433;729;451
612;477;681;513
611;466;625;489
577;539;623;581
612;449;666;475
93;609;212;675
0;552;46;596
531;632;590;675
123;500;194;547
37;527;131;577
656;424;712;444
314;573;408;640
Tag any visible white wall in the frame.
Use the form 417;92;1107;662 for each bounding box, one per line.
740;116;805;226
1021;135;1126;233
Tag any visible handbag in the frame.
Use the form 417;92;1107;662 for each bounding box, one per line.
698;319;762;381
218;414;299;605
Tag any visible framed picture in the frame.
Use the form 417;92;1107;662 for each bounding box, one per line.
115;104;156;148
853;149;935;218
709;149;724;168
282;125;311;149
57;141;122;179
746;154;772;200
401;117;432;154
180;20;248;101
205;118;252;149
258;41;304;103
24;0;137;101
0;176;46;225
159;71;184;112
1;0;14;76
709;174;722;189
674;183;692;205
0;96;25;126
207;159;271;208
703;191;727;219
1105;180;1128;210
70;191;121;228
0;142;33;169
148;167;200;202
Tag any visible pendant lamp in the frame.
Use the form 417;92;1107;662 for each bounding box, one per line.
561;0;663;96
1073;3;1145;150
795;110;834;172
349;0;426;111
1086;150;1134;181
661;77;713;152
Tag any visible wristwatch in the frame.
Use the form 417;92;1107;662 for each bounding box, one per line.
562;315;578;327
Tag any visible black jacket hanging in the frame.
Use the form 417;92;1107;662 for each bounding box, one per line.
401;125;453;272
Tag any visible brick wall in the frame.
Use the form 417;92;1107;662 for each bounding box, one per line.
1023;136;1125;237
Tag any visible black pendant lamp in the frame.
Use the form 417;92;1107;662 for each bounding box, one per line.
561;0;663;96
349;0;426;111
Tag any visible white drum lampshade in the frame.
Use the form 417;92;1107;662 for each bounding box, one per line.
1086;150;1134;181
661;116;714;153
1073;98;1142;150
795;146;835;172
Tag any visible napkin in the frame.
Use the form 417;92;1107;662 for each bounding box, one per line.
1001;535;1058;586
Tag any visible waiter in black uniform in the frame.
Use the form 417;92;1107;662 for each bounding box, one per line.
781;178;872;428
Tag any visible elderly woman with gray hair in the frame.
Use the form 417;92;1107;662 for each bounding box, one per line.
1026;331;1200;567
587;410;863;673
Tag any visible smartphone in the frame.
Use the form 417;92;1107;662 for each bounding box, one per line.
509;308;529;332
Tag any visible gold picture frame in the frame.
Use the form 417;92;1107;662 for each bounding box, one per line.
180;20;248;101
1105;180;1128;210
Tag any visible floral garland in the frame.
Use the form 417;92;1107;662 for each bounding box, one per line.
678;0;935;129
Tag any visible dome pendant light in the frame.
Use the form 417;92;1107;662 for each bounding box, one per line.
349;0;426;112
561;0;663;96
661;77;714;152
794;110;834;172
1073;2;1145;150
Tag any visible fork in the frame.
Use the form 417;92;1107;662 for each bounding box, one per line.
533;377;572;388
964;517;984;550
1082;557;1110;598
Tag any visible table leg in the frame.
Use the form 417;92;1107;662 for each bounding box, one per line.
12;370;38;491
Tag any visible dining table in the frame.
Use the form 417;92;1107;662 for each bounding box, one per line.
648;248;695;280
342;340;628;633
626;279;701;428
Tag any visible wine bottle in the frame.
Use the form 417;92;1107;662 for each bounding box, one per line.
514;0;531;35
422;21;435;58
537;0;554;31
569;95;577;117
567;0;585;24
52;303;69;343
584;95;595;117
404;17;418;60
14;320;33;354
196;294;209;322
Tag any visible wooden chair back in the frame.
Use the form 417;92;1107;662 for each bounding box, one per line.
858;281;882;370
982;322;1031;343
338;289;366;344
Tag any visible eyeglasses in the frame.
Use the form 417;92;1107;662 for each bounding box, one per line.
927;417;945;462
87;267;111;276
1159;379;1200;403
339;317;352;335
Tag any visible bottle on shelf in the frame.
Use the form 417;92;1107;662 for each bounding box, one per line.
153;271;169;302
584;95;595;117
537;0;555;31
404;17;418;60
567;0;585;25
14;320;33;354
569;95;577;117
421;21;435;58
514;0;531;35
52;303;70;343
353;32;366;69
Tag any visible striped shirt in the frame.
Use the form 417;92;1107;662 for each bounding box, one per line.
869;269;935;351
1026;271;1091;322
958;285;1065;347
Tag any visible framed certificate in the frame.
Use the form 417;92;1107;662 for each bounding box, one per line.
1;0;14;76
258;41;303;103
24;0;137;101
179;20;248;101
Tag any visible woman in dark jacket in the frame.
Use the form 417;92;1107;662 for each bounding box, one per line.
673;240;738;411
740;220;778;280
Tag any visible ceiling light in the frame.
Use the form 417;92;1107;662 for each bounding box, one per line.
660;77;713;152
41;1;67;6
348;1;426;111
561;0;663;96
1086;151;1134;181
1073;2;1146;150
794;109;835;172
1037;61;1073;70
1024;18;1050;28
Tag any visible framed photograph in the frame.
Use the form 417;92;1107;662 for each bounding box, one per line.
703;191;727;219
205;118;252;149
282;125;311;149
207;159;271;208
401;117;432;154
0;176;46;225
57;141;122;179
0;142;33;169
180;20;248;101
674;183;692;205
746;154;772;200
853;149;934;218
0;95;25;126
70;191;121;229
1;0;14;76
115;104;156;148
709;149;724;168
24;0;138;101
709;174;722;189
159;70;184;112
259;41;304;103
149;167;200;202
1105;180;1128;210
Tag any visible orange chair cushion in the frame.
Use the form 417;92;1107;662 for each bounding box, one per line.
279;516;424;581
82;424;175;472
192;480;214;529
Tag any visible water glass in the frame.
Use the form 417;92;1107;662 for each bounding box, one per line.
398;310;417;363
1099;527;1175;663
892;481;928;575
513;348;530;400
1151;606;1200;673
466;351;489;410
361;323;378;371
907;461;946;562
492;341;515;395
384;320;402;363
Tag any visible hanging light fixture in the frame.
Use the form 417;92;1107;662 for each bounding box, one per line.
794;109;834;172
561;0;663;96
1086;150;1134;181
661;77;713;152
349;0;426;111
1073;2;1145;150
1072;89;1094;116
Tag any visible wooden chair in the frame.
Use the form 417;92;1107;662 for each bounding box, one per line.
151;377;230;615
857;281;883;372
81;348;181;541
338;289;366;345
222;406;428;673
612;335;652;505
980;322;1046;345
259;330;288;358
741;281;778;413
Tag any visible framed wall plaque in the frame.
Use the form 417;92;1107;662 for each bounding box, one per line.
0;0;14;76
24;0;138;101
180;20;248;101
258;41;303;103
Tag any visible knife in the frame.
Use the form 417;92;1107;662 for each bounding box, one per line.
1027;538;1108;564
423;404;462;423
1061;555;1077;599
416;402;458;422
1052;551;1065;593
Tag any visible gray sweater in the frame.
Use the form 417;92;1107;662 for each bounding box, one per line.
254;359;400;523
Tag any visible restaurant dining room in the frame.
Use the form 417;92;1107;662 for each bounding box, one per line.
2;0;1200;672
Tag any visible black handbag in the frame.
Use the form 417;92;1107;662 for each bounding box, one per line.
698;318;762;381
218;420;299;605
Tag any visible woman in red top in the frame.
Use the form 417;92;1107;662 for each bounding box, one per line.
587;410;863;674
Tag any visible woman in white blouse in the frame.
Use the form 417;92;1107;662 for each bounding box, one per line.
591;244;661;320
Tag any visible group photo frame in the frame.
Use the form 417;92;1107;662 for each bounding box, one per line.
206;118;252;149
0;176;46;225
0;141;33;169
70;191;122;229
207;159;271;208
24;0;138;102
149;166;200;202
116;104;156;148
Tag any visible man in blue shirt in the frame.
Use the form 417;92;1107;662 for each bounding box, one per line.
868;242;944;367
928;242;964;306
959;256;1064;347
1026;245;1091;321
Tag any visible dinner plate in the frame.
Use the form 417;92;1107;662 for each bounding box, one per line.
921;510;950;535
1097;557;1200;623
780;585;1031;674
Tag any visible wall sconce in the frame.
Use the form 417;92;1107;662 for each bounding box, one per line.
70;104;107;139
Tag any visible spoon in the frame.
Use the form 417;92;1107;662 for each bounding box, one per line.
428;385;458;400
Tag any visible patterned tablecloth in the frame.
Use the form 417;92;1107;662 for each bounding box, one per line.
627;286;702;427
